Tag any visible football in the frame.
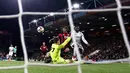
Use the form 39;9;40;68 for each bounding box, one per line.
37;26;44;33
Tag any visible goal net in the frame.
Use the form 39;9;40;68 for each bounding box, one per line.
0;0;130;73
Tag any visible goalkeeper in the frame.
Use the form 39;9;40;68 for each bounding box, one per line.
49;36;72;64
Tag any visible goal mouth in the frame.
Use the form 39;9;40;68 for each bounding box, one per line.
0;0;130;73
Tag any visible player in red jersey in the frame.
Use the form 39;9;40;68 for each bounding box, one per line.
58;26;70;43
58;26;72;59
40;42;48;60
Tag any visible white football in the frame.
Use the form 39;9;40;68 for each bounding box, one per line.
37;26;44;33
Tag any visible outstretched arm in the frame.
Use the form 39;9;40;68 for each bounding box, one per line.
59;37;71;49
81;32;89;45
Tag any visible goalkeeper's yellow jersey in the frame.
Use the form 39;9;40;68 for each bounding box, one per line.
50;37;71;62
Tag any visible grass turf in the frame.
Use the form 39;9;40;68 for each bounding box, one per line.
0;61;130;73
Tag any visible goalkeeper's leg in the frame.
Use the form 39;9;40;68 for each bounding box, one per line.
55;57;73;64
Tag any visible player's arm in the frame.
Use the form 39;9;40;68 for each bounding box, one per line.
59;37;71;49
40;46;42;50
46;46;48;51
13;48;15;52
9;47;11;52
81;32;89;45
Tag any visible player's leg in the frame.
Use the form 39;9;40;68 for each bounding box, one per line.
78;44;84;58
72;49;77;61
39;51;45;61
43;51;48;61
56;57;73;64
8;55;12;61
79;49;84;58
71;43;77;61
13;53;17;60
8;52;13;61
14;53;17;57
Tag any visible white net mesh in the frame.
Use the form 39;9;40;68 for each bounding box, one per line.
0;0;130;73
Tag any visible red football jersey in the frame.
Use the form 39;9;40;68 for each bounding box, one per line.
40;46;47;52
58;33;70;43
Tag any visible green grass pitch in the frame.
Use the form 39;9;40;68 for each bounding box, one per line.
0;61;130;73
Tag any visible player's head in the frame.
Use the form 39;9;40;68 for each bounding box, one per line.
62;26;68;33
53;37;60;44
74;26;80;32
15;46;17;48
10;44;13;47
42;42;45;45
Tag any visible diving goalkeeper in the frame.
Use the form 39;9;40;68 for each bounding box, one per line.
49;36;72;64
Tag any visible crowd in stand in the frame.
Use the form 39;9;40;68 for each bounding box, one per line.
87;35;128;61
0;52;6;60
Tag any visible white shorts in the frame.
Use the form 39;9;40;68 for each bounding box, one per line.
9;52;13;56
